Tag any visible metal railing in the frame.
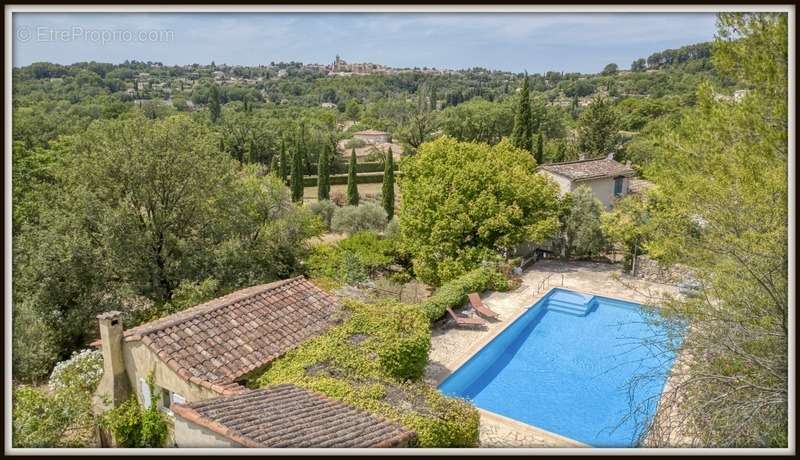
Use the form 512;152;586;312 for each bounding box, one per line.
534;272;565;295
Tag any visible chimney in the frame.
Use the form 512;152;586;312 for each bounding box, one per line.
625;160;632;168
606;152;614;160
579;153;586;160
95;311;131;409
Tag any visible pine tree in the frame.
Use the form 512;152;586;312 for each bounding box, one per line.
346;148;359;206
290;135;305;203
209;84;222;123
279;139;288;183
382;147;395;220
534;132;544;165
577;96;620;156
510;74;533;152
317;142;331;201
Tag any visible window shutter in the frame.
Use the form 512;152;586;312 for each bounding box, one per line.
139;378;151;408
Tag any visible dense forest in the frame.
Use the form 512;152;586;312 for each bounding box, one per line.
12;12;787;449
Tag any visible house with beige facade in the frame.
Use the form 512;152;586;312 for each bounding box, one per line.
92;276;414;448
537;156;637;209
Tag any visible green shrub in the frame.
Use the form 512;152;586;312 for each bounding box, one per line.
306;231;395;284
331;203;388;235
13;347;105;447
302;171;401;187
48;349;103;394
257;300;479;447
310;161;397;175
102;373;168;448
385;216;401;238
139;404;169;448
12;384;97;447
308;200;336;230
102;396;143;448
12;300;60;384
420;266;509;322
375;305;431;380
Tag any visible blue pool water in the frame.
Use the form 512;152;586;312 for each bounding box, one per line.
438;288;679;447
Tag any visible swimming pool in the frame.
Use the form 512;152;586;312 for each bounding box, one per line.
438;288;680;447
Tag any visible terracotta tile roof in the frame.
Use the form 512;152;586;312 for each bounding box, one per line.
538;157;636;181
172;384;416;448
109;277;341;395
629;178;655;194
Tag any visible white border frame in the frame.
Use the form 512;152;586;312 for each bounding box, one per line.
4;3;795;456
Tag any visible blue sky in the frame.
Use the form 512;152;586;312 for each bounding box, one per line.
13;13;719;73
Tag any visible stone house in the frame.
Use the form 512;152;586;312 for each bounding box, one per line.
537;156;637;209
92;276;412;448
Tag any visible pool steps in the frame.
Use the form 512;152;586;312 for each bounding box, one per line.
545;291;596;316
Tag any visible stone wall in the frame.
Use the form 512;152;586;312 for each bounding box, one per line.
632;255;692;285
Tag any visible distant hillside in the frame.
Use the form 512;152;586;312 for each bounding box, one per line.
631;42;713;72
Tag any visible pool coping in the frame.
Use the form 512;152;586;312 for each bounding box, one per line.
434;286;667;448
478;408;589;448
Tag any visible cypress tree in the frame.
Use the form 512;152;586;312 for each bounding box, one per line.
290;136;304;203
571;94;579;119
346;148;359;206
270;154;280;176
534;132;544;165
209;84;222;123
317;142;331;201
510;74;533;152
382;147;395;220
279;139;289;183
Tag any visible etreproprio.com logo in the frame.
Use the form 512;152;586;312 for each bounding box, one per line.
16;26;174;44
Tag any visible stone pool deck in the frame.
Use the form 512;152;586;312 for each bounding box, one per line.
423;260;680;448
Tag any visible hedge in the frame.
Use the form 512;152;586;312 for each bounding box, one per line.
257;299;480;447
420;266;510;322
311;161;397;175
302;171;403;187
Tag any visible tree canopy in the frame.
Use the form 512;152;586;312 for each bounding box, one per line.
12;114;322;382
623;12;788;447
577;96;620;156
399;136;560;285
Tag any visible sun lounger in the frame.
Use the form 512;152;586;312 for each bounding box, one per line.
468;293;499;319
446;307;487;327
